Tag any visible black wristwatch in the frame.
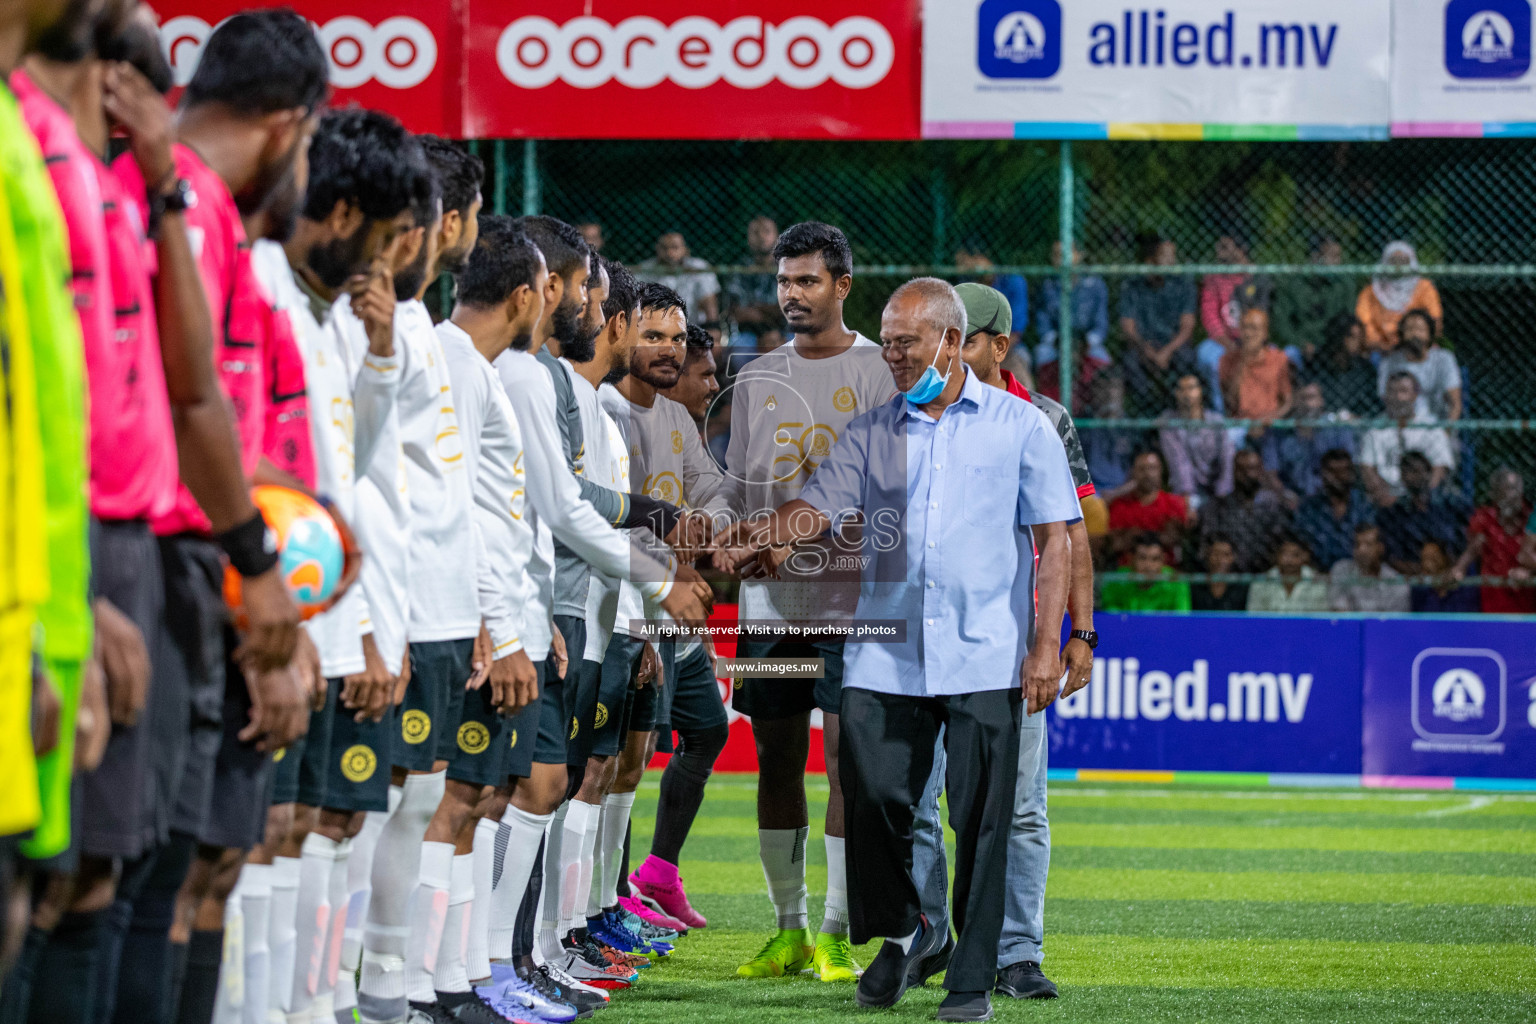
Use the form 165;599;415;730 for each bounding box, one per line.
147;177;195;238
1070;629;1099;650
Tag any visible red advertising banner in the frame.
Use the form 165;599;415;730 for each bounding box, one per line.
153;0;462;135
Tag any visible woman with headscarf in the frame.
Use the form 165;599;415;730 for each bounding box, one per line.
1355;241;1443;351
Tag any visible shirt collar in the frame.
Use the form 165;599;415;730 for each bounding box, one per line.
1000;369;1030;400
898;364;984;422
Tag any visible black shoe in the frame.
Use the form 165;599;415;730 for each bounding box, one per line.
937;990;993;1022
855;916;941;1009
906;929;955;988
445;995;518;1024
408;1001;457;1024
994;961;1058;999
527;964;603;1017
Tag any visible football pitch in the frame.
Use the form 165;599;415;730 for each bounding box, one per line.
616;776;1535;1024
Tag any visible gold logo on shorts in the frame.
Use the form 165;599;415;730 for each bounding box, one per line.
458;721;490;755
833;386;856;413
594;703;609;728
340;745;377;783
509;729;518;748
273;747;287;763
569;716;579;739
401;709;431;744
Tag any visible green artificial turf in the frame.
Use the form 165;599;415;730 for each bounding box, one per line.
599;776;1535;1024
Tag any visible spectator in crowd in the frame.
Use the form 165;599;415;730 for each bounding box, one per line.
1246;533;1330;612
1294;449;1377;571
1190;535;1248;611
1080;368;1144;498
1271;236;1357;367
1378;451;1469;574
955;239;1028;350
1314;313;1381;417
1329;524;1410;612
1261;380;1355;503
1218;308;1292;422
1377;309;1462;421
1118;234;1198;412
577;219;605;252
1107;449;1189;564
1356;240;1442;352
1512;511;1536;585
1199;449;1290;573
1101;533;1191;612
1359;373;1456;503
1034;241;1111;404
1159;372;1233;502
1453;468;1536;614
639;229;720;321
1412;540;1480;613
1199;234;1271;395
722;214;781;345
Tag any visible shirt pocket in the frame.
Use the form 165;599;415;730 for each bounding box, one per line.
961;462;1014;527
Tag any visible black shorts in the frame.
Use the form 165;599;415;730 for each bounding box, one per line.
271;680;340;807
76;519;164;860
553;615;586;766
732;639;845;721
447;681;509;788
667;645;729;734
588;635;645;760
323;704;395;813
396;638;473;772
504;660;548;781
201;626;276;851
623;641;676;749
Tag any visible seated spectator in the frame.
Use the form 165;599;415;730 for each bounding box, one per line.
1118;234;1198;413
1218;308;1292;422
1453;467;1536;614
1271;236;1357;367
955;240;1028;349
638;229;720;321
1190;535;1248;611
1081;368;1145;498
1101;533;1191;612
577;220;604;252
721;214;780;346
1378;451;1470;574
1159;373;1234;502
1356;241;1442;352
1108;450;1188;563
1034;241;1111;404
1294;449;1377;571
1377;309;1461;421
1199;449;1290;573
1329;524;1410;612
1412;540;1481;613
1199;234;1272;398
1313;313;1381;417
1261;381;1356;502
1246;533;1330;612
1359;373;1456;504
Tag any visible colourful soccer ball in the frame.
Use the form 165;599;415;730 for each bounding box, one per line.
224;486;347;625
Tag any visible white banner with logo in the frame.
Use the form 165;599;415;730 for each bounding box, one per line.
922;0;1392;139
1391;0;1536;136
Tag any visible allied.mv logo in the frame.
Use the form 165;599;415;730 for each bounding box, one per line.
1411;647;1507;745
1445;0;1531;79
977;0;1061;79
1431;668;1485;722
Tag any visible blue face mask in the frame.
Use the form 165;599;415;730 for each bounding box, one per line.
902;343;954;406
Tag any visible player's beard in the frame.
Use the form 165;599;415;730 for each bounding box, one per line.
394;244;431;301
549;292;582;350
509;329;534;352
564;313;602;364
634;353;681;390
307;226;372;291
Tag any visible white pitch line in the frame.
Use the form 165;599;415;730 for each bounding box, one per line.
1421;795;1499;817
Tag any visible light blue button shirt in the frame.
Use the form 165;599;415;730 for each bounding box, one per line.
800;366;1080;697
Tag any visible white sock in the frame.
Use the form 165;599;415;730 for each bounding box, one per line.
537;804;568;962
593;791;634;916
311;837;350;1024
336;791;397;1022
893;928;918;954
359;771;444;1022
467;819;498;982
821;835;849;935
269;856;302;1016
406;840;455;1004
432;854;475;995
290;833;339;1017
759;827;809;930
559;800;599;935
213;874;251;1024
491;805;554;962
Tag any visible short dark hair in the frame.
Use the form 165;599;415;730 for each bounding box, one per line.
1400;450;1433;472
417;137;484;219
1386;370;1421;393
513;215;589;280
1206;532;1235;549
1133;532;1163;552
302;110;433;225
638;282;686;318
457;215;543;310
601;258;639;322
1275;531;1309;555
410;168;441;230
1137;232;1172;262
183;9;328;116
1320;447;1353;467
98;17;174;95
1398;307;1437;340
684;323;715;361
772;221;853;280
1353;522;1381;539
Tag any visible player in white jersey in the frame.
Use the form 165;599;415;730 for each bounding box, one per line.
721;223;894;983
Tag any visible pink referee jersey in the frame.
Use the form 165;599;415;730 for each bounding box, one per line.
258;259;315;488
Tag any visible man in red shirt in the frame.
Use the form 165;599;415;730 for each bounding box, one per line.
1455;468;1535;614
1108;449;1189;565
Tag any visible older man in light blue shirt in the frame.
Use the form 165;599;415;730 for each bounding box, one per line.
713;278;1077;1022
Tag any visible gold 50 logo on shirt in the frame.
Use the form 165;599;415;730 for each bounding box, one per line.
329;396;355;485
434;382;464;467
771;422;840;484
645;471;684;505
509;449;526;520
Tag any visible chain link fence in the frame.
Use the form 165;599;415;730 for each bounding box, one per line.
468;137;1536;611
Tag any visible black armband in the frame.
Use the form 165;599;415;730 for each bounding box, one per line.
627;493;683;540
217;509;280;577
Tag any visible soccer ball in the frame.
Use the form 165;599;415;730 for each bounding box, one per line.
223;486;348;626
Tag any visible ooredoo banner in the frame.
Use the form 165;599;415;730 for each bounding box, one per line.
1391;0;1536;136
462;0;920;139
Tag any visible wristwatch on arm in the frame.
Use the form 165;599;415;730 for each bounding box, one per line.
1069;629;1099;650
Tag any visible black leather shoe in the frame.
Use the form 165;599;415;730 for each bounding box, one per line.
936;990;994;1022
994;960;1058;999
855;916;941;1009
906;928;955;987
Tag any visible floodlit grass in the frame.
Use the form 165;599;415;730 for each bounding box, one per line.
602;777;1536;1024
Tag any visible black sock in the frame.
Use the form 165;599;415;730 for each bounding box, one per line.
511;835;544;959
615;821;631;898
113;833;197;1024
27;909;107;1023
174;929;224;1024
437;989;475;1009
96;850;155;1023
650;724;727;865
0;923;47;1022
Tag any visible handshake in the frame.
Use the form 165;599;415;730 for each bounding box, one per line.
657;510;806;631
